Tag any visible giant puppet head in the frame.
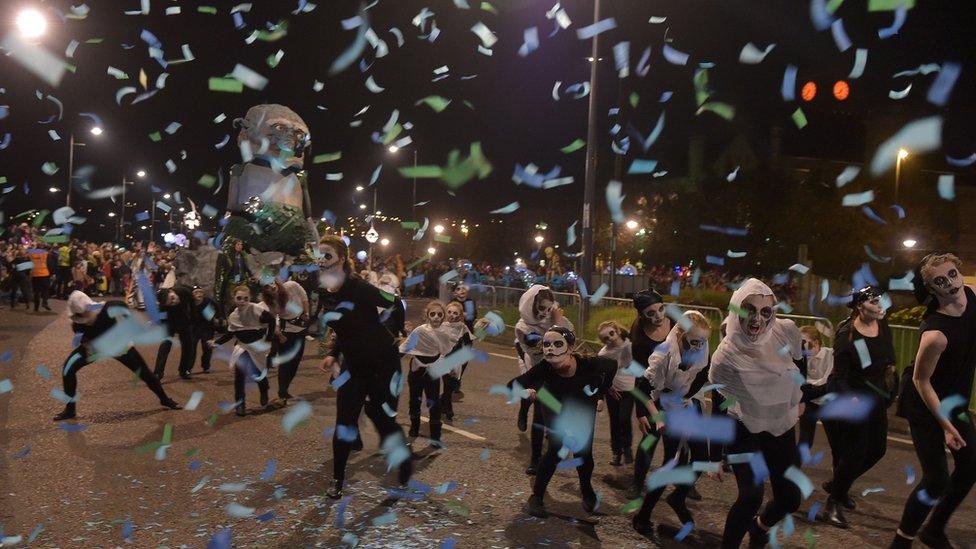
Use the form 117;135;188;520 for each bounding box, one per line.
234;104;311;172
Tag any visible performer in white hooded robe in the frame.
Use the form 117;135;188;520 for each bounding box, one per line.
214;285;275;416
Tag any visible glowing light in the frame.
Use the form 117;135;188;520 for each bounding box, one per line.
534;235;544;244
801;81;817;102
433;224;445;234
107;212;116;217
427;247;436;255
898;148;909;160
625;219;639;231
16;9;47;39
162;193;171;199
359;204;367;210
355;185;364;192
380;238;390;246
136;170;147;178
902;239;917;248
388;145;399;153
48;186;59;193
833;80;850;101
90;126;103;136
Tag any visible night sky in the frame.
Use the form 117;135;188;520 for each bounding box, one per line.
1;0;973;256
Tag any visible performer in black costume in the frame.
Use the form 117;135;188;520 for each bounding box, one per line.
271;279;309;405
155;286;196;380
316;235;412;499
891;253;976;549
507;326;616;518
190;286;216;373
54;291;181;420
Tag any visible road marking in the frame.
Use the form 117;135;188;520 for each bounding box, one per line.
419;416;486;441
487;351;517;361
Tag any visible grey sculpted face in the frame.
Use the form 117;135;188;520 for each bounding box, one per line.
235;104;310;171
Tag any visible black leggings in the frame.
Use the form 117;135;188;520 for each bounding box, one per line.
407;367;442;440
233;352;269;406
635;433;706;524
897;415;976;537
60;345;170;411
519;398;546;464
534;423;595;498
194;327;214;371
797;402;820;449
333;366;409;483
605;390;634;455
275;332;306;398
154;329;195;376
722;421;802;549
31;276;50;308
826;401;887;500
441;373;459;418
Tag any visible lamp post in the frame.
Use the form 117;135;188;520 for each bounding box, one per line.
579;0;603;331
609;219;640;297
389;145;419;256
895;148;909;203
66;125;103;208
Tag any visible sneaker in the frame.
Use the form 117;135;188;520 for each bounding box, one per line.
526;495;547;518
160;398;182;410
53;407;77;421
326;479;343;499
918;526;953;549
632;515;655;536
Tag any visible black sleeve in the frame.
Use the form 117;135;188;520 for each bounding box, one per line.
509;361;547;391
260;310;276;341
683;363;711;400
595;357;617;397
358;279;397;309
214;332;234;346
801;382;831;403
634;377;653;419
830;329;855;393
794;355;808;378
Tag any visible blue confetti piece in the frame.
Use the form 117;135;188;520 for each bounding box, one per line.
331;370;351;390
441;537;457;549
557;457;584;469
818;392;876;422
389;370;403;397
662;44;689;65
409;479;433;494
583;385;598;396
434;481;456;495
256;511;274;522
122;519;133;541
189;460;201;470
281;401;312;434
576;17;616;39
13;444;31;458
699;224;748;236
480;448;490;460
784;466;814;499
334;495;353;528
0;350;12;362
372;511;397;526
937;174;955;200
136;272;162;324
830;19;852;51
646;465;697;491
207;527;233;548
905;465;916;484
134;211;150;222
589;283;609;304
927;62;961;107
35;364;51;380
58;422;88;432
782;65;797;101
675;521;694;541
404;275;425;288
917;489;939;506
260;459;277;481
628;159;657;174
384;487;425;501
807;500;823;522
749;452;769;485
438;269;459;284
605;180;625;223
853;339;872;369
669;280;680;296
666;406;736;443
382;402;397;417
336;424;359;442
937;394;967;420
842;190;874;207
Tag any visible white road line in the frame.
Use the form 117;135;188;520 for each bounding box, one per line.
486;351;518;361
419;416;486;441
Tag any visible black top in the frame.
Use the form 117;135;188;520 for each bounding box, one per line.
508;355;617;426
322;276;399;371
192;297;216;330
899;286;976;421
160;286;194;335
72;300;130;342
383;297;407;338
831;319;896;395
629;318;670;367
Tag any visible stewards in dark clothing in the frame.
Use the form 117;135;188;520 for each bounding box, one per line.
154;286;196;380
54;291;181;420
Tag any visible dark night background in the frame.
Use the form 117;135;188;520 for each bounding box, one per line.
1;0;974;278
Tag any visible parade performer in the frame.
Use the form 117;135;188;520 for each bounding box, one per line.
400;301;453;443
441;301;473;421
891;253;976;549
154;286;196;380
450;283;477;398
316;235;412;499
190;286;216;373
514;284;574;475
596;320;635;466
819;285;895;528
213;285;275;416
709;278;804;548
796;326;833;449
54;291;181;420
507;327;616;518
271;279;309;406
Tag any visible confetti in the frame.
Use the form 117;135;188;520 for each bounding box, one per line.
282;400;312;434
576;18;617;39
784;466;814;499
489;201;519;214
739;43;775;64
869;116;942;176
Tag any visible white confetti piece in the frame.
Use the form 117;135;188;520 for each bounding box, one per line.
231;63;268;90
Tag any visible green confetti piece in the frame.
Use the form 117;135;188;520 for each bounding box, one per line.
41;162;59;175
825;0;846;13
720;396;737;411
135;441;164;454
694;69;710;107
399;165;443;179
536;386;562;414
161;423;173;445
197;6;218;14
696;102;736;121
63;63;77;73
480;1;497;14
381;123;403;145
267;50;284;68
406;253;431;270
205;413;218;427
629;92;639;108
85;38;103;44
256;20;289;41
620;497;643;514
400;221;420;229
184;448;199;458
434;234;452;244
415;95;452;113
864;380;891;400
41;234;68;243
149;131;162;142
804;527;816;548
629;387;650;406
560;139;586;153
640;433;658;452
792;108;808;129
208;77;244;93
197;174;217;188
313;152;342;164
0;176;6;184
728;304;748;318
32;210;49;227
868;0;914;11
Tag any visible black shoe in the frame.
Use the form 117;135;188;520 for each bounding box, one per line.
444;412;454;422
666;492;695;525
260;392;270;407
609;453;622;466
817;498;850;529
408;425;420;438
201;367;211;373
517;415;528;432
632;515;655;536
326;479;343;499
625;484;643;501
53;407;76;421
352;438;364;452
687;485;703;501
526;495;547;518
623;448;634;465
179;372;191;380
747;518;768;548
525;462;538;476
42;303;51;311
822;480;856;510
160;398;182;410
235;405;247;417
581;487;598;513
919;526;954;549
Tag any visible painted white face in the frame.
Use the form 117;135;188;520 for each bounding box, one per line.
926;262;964;299
598;326;621;347
446;304;463;323
739;294;775;341
801;334;822;357
641;302;666;327
534;296;555;322
427;307;445;329
317;244;342;273
542;331;571;363
454;286;468;301
857;296;886;321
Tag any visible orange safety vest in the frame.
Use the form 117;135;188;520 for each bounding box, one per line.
28;250;50;277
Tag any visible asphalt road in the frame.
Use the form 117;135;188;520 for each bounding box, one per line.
0;298;973;548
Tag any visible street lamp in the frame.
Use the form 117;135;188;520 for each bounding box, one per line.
625;219;640;231
380;238;390;247
136;169;146;178
434;224;445;234
48;186;59;193
355;185;364;192
388;145;399;153
67;126;103;208
427;246;436;255
902;238;917;248
90;126;103;136
895;148;909;203
15;9;47;39
534;235;544;244
359;203;367;210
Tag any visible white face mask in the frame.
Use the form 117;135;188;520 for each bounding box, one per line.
542;332;570;363
427;309;445;329
738;295;775;342
446;307;463;323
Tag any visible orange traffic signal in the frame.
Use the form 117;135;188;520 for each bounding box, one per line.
801;81;817;102
833;80;850;100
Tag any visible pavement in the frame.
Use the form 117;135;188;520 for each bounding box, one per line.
0;297;974;548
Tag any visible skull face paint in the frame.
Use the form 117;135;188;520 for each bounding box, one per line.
427;305;445;329
641;302;666;327
739;294;775;342
446;302;463;323
453;285;469;301
317;244;346;291
926;262;963;299
542;331;570;363
534;294;555;322
857;296;887;321
598;327;621;346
